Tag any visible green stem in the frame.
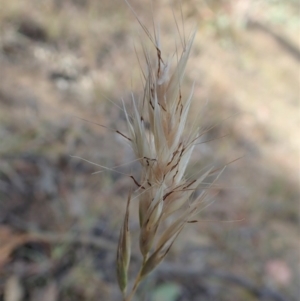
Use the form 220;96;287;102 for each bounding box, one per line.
124;270;142;301
124;256;147;301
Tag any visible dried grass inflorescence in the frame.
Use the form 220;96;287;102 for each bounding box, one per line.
116;5;224;301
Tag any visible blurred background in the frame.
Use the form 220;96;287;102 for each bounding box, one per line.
0;0;299;300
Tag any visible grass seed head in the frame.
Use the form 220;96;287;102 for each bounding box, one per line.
122;26;213;261
116;6;224;299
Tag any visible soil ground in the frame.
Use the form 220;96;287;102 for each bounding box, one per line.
0;1;299;300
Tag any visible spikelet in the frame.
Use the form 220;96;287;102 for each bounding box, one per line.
116;193;131;295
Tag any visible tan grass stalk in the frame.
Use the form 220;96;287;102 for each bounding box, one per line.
116;4;224;301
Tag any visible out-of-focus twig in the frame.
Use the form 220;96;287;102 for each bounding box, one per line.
156;263;291;301
28;231;116;250
247;19;300;61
